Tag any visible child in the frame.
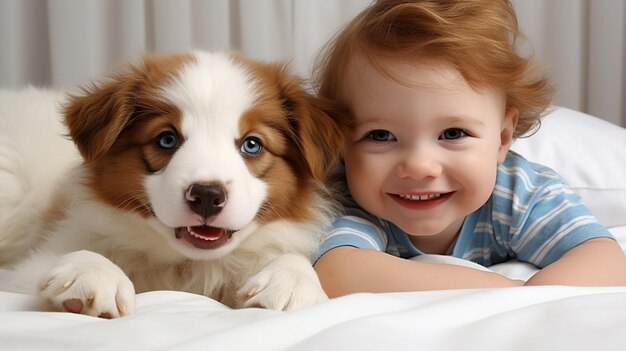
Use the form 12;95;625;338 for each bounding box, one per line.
312;0;626;298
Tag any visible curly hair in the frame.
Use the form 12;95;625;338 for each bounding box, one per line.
313;0;554;138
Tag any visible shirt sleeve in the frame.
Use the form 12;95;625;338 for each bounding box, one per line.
509;179;615;268
312;207;387;264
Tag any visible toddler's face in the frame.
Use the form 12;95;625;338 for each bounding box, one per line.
340;53;517;247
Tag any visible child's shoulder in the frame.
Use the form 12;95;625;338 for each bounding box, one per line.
489;151;575;236
498;150;563;187
492;151;570;214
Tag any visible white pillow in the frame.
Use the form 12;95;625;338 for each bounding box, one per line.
511;106;626;228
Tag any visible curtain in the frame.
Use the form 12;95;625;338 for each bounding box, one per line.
514;0;626;126
1;0;624;127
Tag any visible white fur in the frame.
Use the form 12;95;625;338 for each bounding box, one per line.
0;87;80;265
146;53;270;259
0;53;330;317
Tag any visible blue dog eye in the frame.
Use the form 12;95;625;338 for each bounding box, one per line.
241;137;263;155
156;132;178;150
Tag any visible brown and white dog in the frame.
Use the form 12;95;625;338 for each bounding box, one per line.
0;51;344;317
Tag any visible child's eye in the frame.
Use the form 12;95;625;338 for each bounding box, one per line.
365;129;396;142
439;128;469;140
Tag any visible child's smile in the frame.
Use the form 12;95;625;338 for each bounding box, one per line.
391;191;453;210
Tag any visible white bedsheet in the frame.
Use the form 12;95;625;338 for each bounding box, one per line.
2;226;626;351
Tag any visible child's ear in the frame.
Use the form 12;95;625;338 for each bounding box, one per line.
497;107;519;164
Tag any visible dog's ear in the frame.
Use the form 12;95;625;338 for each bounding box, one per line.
64;53;191;163
281;81;349;182
63;73;137;163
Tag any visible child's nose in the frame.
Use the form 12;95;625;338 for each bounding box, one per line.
395;146;443;179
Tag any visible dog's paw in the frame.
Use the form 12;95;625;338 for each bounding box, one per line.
39;250;135;318
238;254;328;311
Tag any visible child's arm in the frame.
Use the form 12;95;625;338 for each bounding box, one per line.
525;238;626;286
315;246;523;298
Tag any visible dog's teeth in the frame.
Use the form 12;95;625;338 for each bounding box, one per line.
188;227;221;241
191;232;213;241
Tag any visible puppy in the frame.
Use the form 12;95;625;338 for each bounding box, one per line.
0;51;344;317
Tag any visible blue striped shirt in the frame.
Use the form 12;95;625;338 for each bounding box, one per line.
316;151;614;268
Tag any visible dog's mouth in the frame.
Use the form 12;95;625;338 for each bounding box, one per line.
174;225;233;250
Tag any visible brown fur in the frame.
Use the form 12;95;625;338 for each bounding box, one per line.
63;53;192;215
240;59;347;223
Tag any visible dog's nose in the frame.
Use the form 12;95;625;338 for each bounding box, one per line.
185;183;226;218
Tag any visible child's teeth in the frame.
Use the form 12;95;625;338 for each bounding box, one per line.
399;194;441;201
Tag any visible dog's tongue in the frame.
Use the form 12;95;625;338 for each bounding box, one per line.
189;225;223;239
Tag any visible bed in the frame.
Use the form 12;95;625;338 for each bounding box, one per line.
1;105;626;350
